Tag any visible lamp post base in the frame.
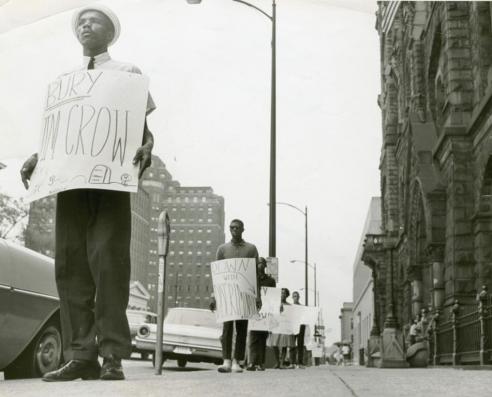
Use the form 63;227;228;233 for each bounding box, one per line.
377;328;409;368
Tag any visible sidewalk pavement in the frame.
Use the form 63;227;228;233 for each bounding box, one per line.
330;365;492;397
3;361;492;397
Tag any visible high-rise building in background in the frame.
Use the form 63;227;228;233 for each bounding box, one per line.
24;155;225;314
141;156;225;312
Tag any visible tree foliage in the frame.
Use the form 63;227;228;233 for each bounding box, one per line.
0;192;28;241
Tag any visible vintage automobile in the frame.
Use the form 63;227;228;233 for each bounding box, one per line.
127;309;157;360
0;238;63;379
136;307;222;368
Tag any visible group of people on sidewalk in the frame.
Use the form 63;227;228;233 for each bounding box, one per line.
211;219;307;373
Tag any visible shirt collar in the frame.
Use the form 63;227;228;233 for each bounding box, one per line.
82;52;111;68
230;238;245;246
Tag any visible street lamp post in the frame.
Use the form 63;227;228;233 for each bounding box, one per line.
187;0;277;257
277;202;308;304
291;260;316;306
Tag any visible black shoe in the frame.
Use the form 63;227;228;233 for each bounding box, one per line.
100;356;125;380
246;364;256;371
42;360;100;382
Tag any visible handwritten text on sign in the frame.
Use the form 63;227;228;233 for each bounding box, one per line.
211;258;258;322
248;287;281;331
25;70;149;202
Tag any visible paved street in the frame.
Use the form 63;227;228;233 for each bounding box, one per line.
3;359;492;397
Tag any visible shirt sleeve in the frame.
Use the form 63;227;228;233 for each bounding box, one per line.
216;245;224;261
129;65;156;115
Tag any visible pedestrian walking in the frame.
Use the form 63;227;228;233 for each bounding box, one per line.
246;257;276;371
342;344;351;366
20;5;155;382
269;288;295;369
210;219;261;373
289;290;306;369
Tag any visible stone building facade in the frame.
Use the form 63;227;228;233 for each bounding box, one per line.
362;1;492;367
339;302;353;344
352;197;381;365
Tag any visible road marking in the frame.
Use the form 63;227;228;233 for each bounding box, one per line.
328;368;360;397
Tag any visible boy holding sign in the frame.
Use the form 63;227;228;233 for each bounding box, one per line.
210;219;261;373
20;5;155;382
246;257;276;371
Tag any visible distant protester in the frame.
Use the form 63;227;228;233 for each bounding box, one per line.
269;288;295;369
247;257;276;371
210;219;261;373
289;291;306;369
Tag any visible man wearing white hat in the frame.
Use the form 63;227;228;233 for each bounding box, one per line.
21;5;156;382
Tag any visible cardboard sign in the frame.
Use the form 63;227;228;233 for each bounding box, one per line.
248;287;281;331
293;305;320;326
25;70;149;202
269;305;299;335
211;258;258;322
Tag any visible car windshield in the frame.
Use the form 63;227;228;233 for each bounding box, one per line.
165;309;221;329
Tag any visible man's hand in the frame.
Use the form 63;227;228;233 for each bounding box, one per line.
20;153;38;189
133;121;154;179
256;297;262;311
209;297;216;312
133;142;152;179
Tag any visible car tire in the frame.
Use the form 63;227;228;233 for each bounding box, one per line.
177;358;187;368
4;321;63;380
141;352;149;360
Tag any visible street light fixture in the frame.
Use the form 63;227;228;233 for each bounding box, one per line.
275;201;308;304
187;0;278;257
292;260;316;306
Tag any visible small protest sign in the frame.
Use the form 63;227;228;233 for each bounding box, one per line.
210;257;258;322
248;287;281;331
26;69;149;202
269;305;300;335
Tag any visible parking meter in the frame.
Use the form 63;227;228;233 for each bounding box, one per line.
155;211;170;375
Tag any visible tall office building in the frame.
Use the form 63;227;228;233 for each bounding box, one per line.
141;156;225;312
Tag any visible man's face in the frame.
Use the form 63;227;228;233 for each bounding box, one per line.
257;260;266;274
281;289;287;300
292;292;300;303
229;221;243;239
76;10;114;50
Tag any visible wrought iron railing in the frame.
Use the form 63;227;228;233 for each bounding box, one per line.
432;287;492;366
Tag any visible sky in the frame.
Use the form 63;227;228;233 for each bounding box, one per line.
0;0;381;345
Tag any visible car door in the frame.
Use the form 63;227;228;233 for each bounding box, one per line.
0;238;14;370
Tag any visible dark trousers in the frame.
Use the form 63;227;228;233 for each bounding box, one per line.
55;189;132;362
249;330;269;365
221;320;248;360
291;324;306;364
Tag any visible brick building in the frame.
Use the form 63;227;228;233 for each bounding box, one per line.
25;155;225;314
362;2;492;367
339;302;353;345
352;197;381;365
141;156;225;312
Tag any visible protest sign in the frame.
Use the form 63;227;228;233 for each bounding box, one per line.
210;257;258;322
297;305;320;326
248;287;281;331
25;69;149;203
269;305;299;335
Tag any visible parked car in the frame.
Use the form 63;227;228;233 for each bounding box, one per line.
0;238;63;379
126;309;157;360
136;307;222;368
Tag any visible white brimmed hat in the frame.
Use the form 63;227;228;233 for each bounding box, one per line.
72;5;120;46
